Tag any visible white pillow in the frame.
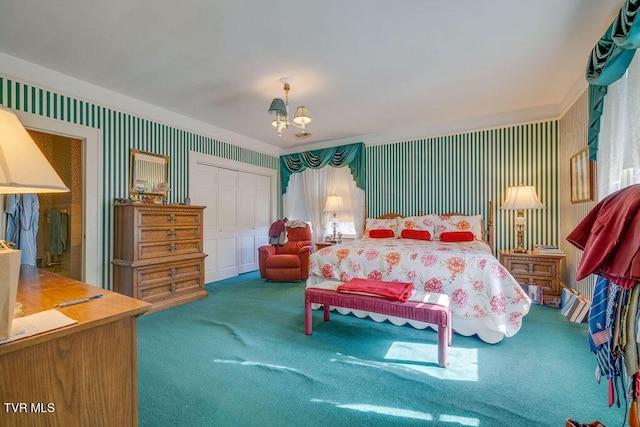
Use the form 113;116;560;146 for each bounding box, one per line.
363;218;399;238
433;214;483;240
396;215;437;236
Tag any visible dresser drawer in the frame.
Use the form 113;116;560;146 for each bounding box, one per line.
137;226;200;243
137;276;203;303
505;258;557;278
138;239;202;260
136;260;203;286
137;210;201;227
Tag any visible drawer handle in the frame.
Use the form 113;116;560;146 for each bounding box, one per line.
167;229;177;237
528;263;534;273
169;268;177;278
167;214;176;223
168;243;176;253
169;283;177;292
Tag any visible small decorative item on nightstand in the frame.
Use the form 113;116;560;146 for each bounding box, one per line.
499;250;566;297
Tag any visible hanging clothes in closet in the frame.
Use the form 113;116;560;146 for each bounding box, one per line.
48;209;68;256
567;184;640;425
5;194;40;266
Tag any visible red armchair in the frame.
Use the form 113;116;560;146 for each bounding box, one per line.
258;224;312;281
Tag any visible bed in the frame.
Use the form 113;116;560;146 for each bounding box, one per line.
307;212;531;343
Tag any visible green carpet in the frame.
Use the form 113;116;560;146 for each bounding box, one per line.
137;272;626;427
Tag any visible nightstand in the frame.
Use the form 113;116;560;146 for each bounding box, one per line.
315;242;336;251
499;250;566;297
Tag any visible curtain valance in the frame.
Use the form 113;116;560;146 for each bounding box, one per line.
280;142;366;194
586;0;640;160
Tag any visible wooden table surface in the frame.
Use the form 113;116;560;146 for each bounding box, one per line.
0;266;151;356
0;266;151;427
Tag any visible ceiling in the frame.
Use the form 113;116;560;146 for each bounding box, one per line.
0;1;624;151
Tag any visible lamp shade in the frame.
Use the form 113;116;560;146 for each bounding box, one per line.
293;106;311;125
268;98;287;118
324;195;344;212
502;185;544;210
0;108;69;194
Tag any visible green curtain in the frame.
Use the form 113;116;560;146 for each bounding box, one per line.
586;0;640;160
280;142;366;194
587;84;608;161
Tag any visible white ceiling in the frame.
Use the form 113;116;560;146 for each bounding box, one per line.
0;1;624;151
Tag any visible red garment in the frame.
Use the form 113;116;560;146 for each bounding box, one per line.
337;278;414;302
269;218;288;238
566;184;640;289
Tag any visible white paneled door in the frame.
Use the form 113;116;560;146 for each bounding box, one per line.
189;153;274;284
190;161;220;283
218;168;239;280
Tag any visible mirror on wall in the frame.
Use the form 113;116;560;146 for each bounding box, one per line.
129;149;170;195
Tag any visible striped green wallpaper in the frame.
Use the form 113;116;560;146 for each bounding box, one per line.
366;121;560;254
0;76;278;289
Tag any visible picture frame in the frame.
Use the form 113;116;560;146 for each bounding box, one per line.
570;147;594;203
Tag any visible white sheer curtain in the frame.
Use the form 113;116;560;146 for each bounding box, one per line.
282;168;328;243
597;54;640;200
283;166;365;242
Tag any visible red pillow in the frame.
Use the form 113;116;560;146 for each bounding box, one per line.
440;231;475;242
401;229;431;241
369;229;395;238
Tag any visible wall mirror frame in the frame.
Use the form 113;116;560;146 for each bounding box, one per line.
129;149;170;196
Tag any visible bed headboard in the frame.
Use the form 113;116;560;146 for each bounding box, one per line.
365;201;495;252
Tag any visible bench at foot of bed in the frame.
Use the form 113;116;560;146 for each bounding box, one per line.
304;288;451;368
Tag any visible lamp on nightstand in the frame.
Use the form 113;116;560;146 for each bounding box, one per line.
502;185;544;253
324;195;344;242
0;107;69;340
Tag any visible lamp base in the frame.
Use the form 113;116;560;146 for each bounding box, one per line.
0;241;21;340
511;247;528;253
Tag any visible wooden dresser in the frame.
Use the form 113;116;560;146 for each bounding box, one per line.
0;266;150;426
113;204;208;312
499;250;566;297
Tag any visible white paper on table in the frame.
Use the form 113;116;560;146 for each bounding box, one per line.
0;309;77;344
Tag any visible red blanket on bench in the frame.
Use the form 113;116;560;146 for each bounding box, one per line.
337;278;414;302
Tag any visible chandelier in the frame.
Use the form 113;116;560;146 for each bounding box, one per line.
267;77;311;137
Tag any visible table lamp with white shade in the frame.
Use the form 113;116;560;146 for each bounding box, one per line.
323;195;344;242
501;185;544;253
0;107;70;339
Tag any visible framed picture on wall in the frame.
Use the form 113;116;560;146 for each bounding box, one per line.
570;147;595;203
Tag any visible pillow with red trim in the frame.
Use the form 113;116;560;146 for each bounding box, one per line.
369;229;395;238
363;218;399;238
397;215;437;237
434;214;483;240
440;231;475;242
400;229;431;241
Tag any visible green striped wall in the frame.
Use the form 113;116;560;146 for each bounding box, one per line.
366;121;560;253
0;76;278;289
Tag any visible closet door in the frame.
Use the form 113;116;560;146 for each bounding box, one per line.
255;174;271;249
238;172;257;274
190;161;219;283
218;168;239;280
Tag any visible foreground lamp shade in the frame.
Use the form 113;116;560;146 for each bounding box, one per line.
0;107;70;340
502;185;544;253
0;108;69;194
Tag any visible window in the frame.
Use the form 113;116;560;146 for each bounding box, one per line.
598;54;640;199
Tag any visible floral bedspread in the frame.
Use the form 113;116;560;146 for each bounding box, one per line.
309;239;530;338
